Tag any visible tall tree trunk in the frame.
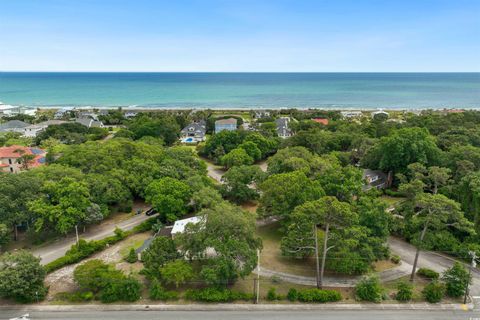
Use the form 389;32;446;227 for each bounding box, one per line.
319;223;330;289
13;225;18;241
314;224;320;289
410;222;428;281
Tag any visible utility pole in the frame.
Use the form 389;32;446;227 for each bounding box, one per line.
314;224;320;289
256;249;260;304
75;225;79;247
464;251;477;304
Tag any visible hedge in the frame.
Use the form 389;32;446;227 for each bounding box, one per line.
184;288;253;302
45;218;157;273
296;289;342;303
417;268;439;280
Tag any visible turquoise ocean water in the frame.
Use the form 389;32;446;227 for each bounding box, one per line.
0;73;479;109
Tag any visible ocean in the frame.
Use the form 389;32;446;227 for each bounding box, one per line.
0;72;479;110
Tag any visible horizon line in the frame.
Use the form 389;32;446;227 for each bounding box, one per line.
1;71;480;73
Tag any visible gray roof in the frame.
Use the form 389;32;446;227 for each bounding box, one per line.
75;117;104;128
215;118;237;125
0;120;30;131
181;121;206;135
275;117;292;137
37;120;68;126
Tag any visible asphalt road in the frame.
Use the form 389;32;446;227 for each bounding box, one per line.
2;310;479;320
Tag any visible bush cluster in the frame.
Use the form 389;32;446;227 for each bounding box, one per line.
73;259;141;303
355;276;383;303
422;281;445;303
296;289;342;303
390;255;401;264
184;288;253;302
417;268;439;280
149;279;178;301
395;281;413;302
266;288;280;301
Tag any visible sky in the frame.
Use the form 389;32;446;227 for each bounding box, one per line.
0;0;479;72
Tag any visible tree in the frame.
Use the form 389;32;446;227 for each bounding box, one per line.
281;197;356;288
266;146;315;175
191;186;223;211
221;165;264;204
177;202;261;286
141;236;181;279
160;260;194;288
220;148;254;169
145;177;191;222
74;259;120;293
0;250;47;302
409;194;474;281
442;262;470;297
0;223;9;250
363;127;441;180
14;148;36;170
238;141;262;161
258;171;324;220
28;177;93;236
457;171;480;232
0;173;42;240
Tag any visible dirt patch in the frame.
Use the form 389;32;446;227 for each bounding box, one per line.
45;232;151;300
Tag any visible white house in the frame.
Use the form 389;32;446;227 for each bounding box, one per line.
171;216;202;238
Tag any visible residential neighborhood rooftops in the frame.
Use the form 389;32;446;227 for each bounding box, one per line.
75;117;104;128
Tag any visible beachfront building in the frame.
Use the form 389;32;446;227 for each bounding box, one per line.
215;118;237;133
275;117;293;138
0;104;37;118
180;120;206;143
54;107;74;120
340;111;363;119
371;110;389;121
0;145;47;173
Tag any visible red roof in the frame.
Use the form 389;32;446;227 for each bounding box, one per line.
312;118;329;125
0;145;46;168
0;146;34;158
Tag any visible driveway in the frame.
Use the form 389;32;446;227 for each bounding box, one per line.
388;236;480;296
32;211;154;265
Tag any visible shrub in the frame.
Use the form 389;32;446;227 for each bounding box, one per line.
395;281;413;302
390;255;401;264
184;288;252;302
160;260;194;288
443;262;470;298
149;279;178;301
287;288;298;302
99;277;141;303
422;281;445;303
125;248;138;263
266;288;278;301
355;276;383;303
417;268;439;280
73;259;141;303
296;289;342;303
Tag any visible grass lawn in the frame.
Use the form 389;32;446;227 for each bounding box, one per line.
380;195;405;207
256;222;318;277
118;232;152;257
